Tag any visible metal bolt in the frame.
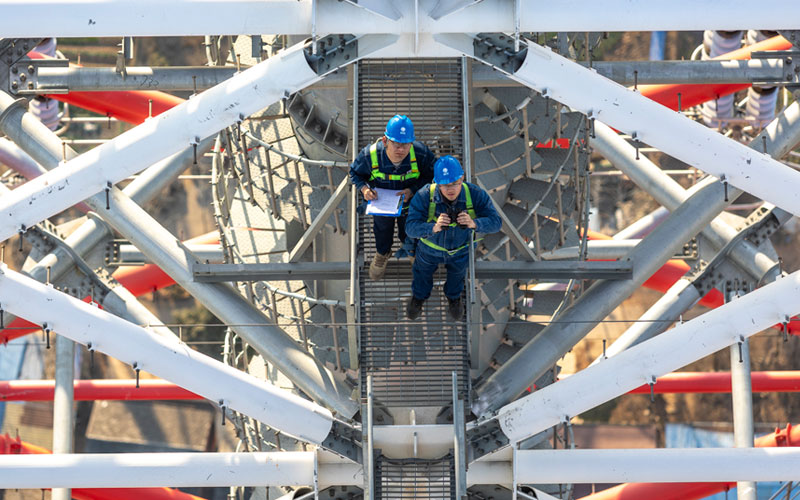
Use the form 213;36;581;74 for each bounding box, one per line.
11;81;18;90
27;65;34;73
19;73;26;82
10;66;17;74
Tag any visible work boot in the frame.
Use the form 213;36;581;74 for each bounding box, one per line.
407;296;425;320
447;297;463;321
369;250;392;280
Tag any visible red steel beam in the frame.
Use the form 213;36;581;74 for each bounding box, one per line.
0;433;207;500
578;423;800;500
0;379;202;401
627;371;800;394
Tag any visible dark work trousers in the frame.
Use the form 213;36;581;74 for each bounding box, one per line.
411;243;469;300
373;214;407;255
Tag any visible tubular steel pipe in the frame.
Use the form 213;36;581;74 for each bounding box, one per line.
0;79;359;416
0;452;317;488
639;36;794;112
27;51;186;124
492;269;800;446
0;434;208;500
627;371;800;394
0;264;336;445
576;424;800;500
0;40;326;244
474;178;730;415
1;0;799;37
0;379;202;401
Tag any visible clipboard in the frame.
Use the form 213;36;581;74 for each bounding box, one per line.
365;187;405;217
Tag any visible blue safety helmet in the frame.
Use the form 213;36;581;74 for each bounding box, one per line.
434;155;464;184
384;115;415;143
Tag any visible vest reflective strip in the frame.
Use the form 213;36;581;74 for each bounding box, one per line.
426;183;476;223
420;183;479;254
369;142;419;181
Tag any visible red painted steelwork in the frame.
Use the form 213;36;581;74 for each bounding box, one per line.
0;433;207;500
639;35;793;111
27;52;185;124
0;379;202;401
112;230;220;296
577;423;800;500
627;371;800;394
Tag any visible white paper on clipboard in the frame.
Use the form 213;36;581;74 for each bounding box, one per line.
365;188;405;216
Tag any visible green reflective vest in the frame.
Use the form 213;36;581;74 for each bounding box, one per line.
368;141;419;182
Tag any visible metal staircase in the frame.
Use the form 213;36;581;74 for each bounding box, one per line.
354;58;472;411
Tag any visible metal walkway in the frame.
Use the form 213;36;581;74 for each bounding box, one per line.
354;58;471;412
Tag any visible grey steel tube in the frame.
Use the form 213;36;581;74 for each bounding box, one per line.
591;120;780;284
541;240;639;260
585;59;785;85
30;59;775;93
473;177;729;415
0;92;212;339
731;334;756;500
0;92;358;418
36;66;238;92
592;278;701;365
52;334;75;500
612;206;669;240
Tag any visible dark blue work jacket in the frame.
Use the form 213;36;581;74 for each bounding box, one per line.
406;182;502;255
348;140;435;195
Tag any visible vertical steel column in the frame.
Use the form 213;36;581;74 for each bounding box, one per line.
51;333;75;500
473;177;729;415
364;375;375;500
729;290;756;500
453;371;467;500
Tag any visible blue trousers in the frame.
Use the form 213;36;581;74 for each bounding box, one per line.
411;244;469;301
373;214;407;255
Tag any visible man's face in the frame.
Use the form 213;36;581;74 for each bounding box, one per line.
383;136;412;163
439;177;463;202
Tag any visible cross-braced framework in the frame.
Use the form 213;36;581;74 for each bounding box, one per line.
1;1;800;499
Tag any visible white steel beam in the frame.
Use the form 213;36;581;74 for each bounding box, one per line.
437;34;800;217
1;0;798;37
492;270;800;446
0;37;377;243
0;264;335;445
0;452;318;488
515;448;800;484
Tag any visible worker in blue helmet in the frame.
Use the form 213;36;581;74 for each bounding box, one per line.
349;115;436;280
405;156;502;321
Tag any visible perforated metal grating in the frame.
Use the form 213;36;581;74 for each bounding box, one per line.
355;58;470;408
375;453;455;500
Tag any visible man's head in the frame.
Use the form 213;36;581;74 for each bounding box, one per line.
383;115;415;163
434;156;465;201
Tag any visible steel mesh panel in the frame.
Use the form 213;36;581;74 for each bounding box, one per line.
375;453;455;500
357;59;464;159
358;213;469;407
356;59;469;408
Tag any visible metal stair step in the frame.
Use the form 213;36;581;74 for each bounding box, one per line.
517;289;567;316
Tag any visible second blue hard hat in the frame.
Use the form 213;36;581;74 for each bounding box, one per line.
385;115;415;143
434;155;464;184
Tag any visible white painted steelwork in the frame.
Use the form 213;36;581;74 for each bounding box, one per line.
494;270;800;445
0;452;317;488
1;0;798;37
437;34;800;217
0;40;322;243
514;448;800;484
0;264;335;445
